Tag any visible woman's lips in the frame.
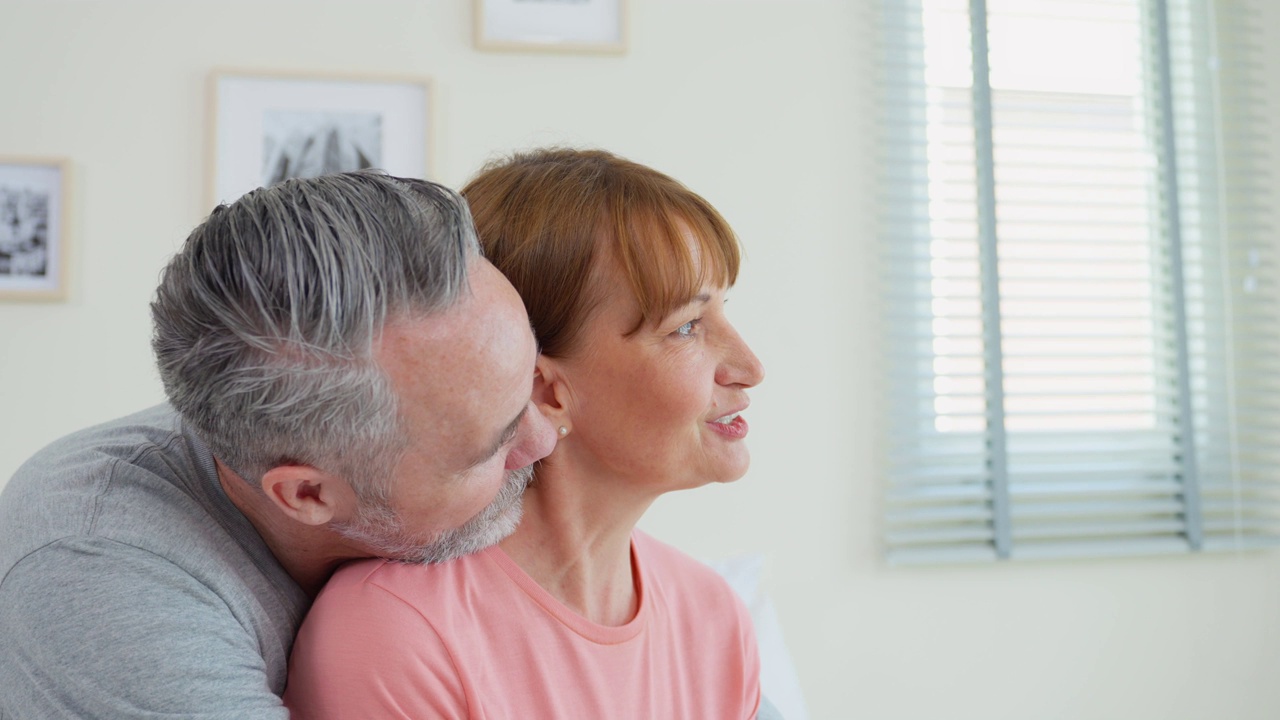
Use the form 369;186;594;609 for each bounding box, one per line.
707;413;749;439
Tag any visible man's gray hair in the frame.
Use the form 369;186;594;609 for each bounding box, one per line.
152;171;480;494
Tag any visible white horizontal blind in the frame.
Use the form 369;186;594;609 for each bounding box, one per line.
879;0;1280;564
1192;1;1280;551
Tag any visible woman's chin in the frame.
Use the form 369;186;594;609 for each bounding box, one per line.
704;453;752;487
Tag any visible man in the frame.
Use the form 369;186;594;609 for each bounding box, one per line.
0;172;556;718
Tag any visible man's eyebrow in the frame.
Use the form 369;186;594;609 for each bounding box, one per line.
467;405;528;470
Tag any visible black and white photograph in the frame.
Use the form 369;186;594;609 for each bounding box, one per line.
209;72;431;207
261;110;382;187
474;0;628;53
0;158;67;300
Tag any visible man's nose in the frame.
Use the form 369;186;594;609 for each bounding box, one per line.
504;402;557;471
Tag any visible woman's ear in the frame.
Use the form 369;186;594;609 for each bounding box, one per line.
533;355;571;422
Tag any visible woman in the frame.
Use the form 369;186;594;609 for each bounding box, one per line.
285;148;767;719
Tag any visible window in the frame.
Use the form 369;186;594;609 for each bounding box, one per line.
880;0;1280;563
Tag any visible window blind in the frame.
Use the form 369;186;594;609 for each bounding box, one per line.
879;0;1280;564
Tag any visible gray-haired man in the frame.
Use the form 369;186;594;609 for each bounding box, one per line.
0;172;556;718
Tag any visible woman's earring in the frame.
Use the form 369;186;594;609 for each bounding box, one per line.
558;426;569;438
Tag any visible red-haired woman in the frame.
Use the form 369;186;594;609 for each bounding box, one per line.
287;149;768;719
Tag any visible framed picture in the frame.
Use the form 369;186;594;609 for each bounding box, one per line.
0;157;69;301
474;0;627;54
207;71;433;208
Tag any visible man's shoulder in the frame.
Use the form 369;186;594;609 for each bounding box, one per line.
0;533;296;720
0;404;229;583
0;407;306;718
5;404;187;492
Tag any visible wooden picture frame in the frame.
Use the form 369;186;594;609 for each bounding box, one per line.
474;0;628;54
0;157;70;301
207;70;434;209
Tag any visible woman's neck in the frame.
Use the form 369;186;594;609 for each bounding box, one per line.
498;464;655;627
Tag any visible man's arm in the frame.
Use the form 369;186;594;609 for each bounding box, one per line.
0;537;290;720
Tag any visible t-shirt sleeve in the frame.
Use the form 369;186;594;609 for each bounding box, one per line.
0;537;289;720
284;569;469;720
733;587;764;720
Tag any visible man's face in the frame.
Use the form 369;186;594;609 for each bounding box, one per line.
332;258;556;563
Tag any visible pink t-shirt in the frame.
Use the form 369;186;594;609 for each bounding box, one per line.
284;530;760;719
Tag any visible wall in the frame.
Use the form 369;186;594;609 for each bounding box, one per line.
2;1;1279;718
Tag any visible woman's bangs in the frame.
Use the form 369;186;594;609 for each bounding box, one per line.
617;203;740;331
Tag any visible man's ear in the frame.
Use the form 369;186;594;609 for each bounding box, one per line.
259;465;348;526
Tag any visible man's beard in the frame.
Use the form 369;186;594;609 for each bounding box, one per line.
331;464;534;565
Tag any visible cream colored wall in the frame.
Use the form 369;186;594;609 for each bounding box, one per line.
2;1;1280;718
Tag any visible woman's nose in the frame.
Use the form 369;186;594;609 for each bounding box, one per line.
717;325;765;388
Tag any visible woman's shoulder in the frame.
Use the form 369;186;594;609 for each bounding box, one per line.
317;548;504;615
632;530;750;615
632;529;708;571
631;530;761;713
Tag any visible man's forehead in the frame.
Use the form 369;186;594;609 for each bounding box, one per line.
373;285;537;465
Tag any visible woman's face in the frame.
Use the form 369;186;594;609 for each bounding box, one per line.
550;261;765;494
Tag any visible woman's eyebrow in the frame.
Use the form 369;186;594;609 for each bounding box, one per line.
675;293;712;310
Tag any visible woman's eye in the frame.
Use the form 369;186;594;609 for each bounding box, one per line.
674;319;701;338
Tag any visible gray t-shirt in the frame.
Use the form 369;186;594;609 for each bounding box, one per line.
0;405;309;719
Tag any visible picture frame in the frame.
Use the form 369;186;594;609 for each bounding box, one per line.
207;71;433;209
474;0;628;54
0;157;69;301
